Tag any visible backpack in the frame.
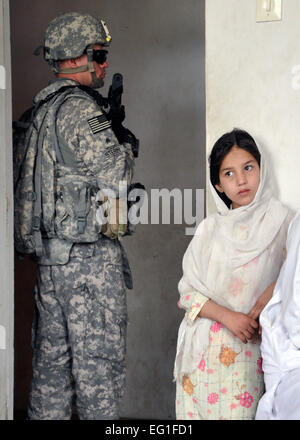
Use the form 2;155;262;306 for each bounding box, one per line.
13;86;100;257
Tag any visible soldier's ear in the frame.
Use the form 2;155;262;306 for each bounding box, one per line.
58;58;77;70
63;58;79;68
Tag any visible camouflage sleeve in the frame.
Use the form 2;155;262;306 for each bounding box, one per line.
56;95;135;196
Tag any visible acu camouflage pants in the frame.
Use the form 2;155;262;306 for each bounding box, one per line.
28;238;128;420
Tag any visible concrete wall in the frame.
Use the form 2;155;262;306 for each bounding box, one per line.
0;0;14;421
11;0;206;419
206;0;300;215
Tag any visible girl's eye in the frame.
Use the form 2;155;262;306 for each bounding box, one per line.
245;165;253;171
225;171;233;177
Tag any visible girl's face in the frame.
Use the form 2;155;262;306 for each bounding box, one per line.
215;146;260;209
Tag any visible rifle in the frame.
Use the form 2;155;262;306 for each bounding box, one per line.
104;73;140;158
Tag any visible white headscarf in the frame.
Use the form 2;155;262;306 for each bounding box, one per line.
174;151;290;382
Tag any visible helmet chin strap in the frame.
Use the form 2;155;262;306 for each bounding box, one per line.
86;46;104;89
54;45;104;89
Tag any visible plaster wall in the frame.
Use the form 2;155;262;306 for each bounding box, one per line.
206;0;300;215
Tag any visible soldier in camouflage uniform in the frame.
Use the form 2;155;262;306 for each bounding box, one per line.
27;12;135;420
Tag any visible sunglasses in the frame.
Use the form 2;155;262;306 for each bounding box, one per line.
92;49;108;65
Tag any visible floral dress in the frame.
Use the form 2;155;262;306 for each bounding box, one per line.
176;318;264;420
175;225;291;420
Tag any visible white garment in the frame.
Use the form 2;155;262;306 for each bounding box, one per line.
174;153;291;382
256;211;300;420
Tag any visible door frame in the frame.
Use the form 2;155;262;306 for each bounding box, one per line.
0;0;14;421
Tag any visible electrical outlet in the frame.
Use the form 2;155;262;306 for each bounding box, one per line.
256;0;282;22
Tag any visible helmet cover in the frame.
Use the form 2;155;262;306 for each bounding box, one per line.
44;12;112;61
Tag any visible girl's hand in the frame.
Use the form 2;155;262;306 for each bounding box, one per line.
247;282;276;323
222;309;258;344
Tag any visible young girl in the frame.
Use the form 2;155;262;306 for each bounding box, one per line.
174;129;293;420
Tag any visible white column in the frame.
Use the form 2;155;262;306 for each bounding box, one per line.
0;0;14;420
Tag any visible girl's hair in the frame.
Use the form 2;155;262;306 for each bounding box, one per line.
209;128;261;207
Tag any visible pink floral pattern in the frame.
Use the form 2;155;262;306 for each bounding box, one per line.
208;393;219;405
229;278;246;297
198;357;206;372
257;357;263;375
210;322;222;333
240;392;254;408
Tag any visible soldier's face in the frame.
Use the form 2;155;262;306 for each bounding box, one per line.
74;44;108;87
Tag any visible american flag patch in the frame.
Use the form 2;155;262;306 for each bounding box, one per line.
88;114;111;134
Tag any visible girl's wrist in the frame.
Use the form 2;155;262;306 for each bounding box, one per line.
219;307;234;328
199;300;232;326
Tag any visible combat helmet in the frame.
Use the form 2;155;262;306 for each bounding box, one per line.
36;12;112;88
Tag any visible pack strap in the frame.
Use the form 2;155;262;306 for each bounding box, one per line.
76;187;88;234
33;107;49;257
34;85;107;114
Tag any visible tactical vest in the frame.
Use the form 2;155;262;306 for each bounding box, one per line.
14;86;101;257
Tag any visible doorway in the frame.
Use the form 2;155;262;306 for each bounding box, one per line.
11;0;206;420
